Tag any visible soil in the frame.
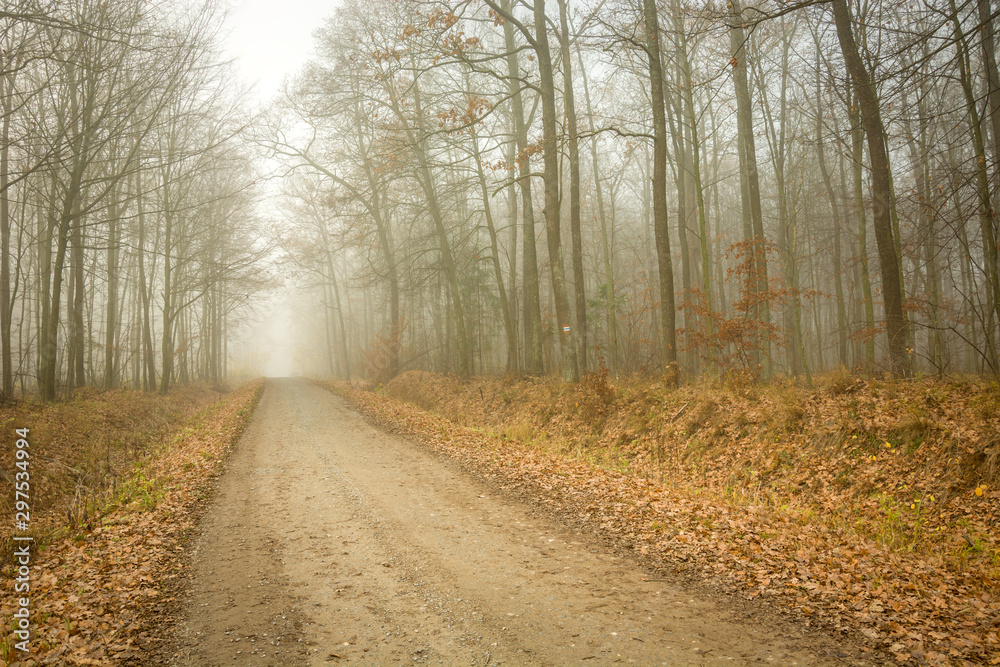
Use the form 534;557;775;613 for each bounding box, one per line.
167;378;876;666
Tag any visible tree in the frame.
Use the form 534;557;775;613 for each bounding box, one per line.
831;0;909;377
642;0;678;379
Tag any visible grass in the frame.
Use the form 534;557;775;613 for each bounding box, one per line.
370;369;1000;574
326;372;1000;664
0;380;264;666
0;383;227;557
502;420;536;444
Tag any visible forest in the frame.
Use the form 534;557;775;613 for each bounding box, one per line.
2;0;1000;396
0;0;266;401
273;0;1000;386
3;2;1000;664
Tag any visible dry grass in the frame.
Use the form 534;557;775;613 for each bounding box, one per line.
0;383;229;551
328;373;1000;665
377;370;1000;568
0;380;263;665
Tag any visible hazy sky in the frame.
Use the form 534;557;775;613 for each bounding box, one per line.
221;1;336;375
221;0;334;102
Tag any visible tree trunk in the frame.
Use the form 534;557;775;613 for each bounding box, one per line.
352;94;400;378
756;21;800;375
135;168;157;392
666;64;694;371
323;243;351;381
643;0;678;379
534;0;579;382
0;71;12;399
978;0;1000;191
832;0;909;377
504;110;519;367
849;98;876;369
578;46;619;373
160;205;174;395
902;80;944;370
673;1;713;369
729;0;771;376
406;73;473;377
557;0;587;373
71;194;85;389
501;0;544;374
816;91;849;368
472;121;518;373
103;189;120;390
953;0;1000;369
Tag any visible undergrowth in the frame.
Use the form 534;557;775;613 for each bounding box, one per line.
0;380;263;665
0;383;229;557
379;369;1000;573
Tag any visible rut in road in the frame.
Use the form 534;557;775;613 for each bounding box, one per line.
171;377;858;666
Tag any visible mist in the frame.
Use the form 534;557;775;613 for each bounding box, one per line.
3;0;1000;402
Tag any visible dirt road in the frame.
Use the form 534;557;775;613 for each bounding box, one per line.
171;378;852;666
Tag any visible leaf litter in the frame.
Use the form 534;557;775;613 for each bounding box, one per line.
324;371;999;666
0;380;263;666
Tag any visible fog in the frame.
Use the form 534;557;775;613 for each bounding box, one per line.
3;0;1000;401
221;0;333;103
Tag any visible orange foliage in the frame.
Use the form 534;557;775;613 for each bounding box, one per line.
326;372;1000;665
0;381;263;665
361;316;406;385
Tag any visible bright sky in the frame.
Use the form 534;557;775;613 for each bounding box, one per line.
220;1;338;376
221;0;336;103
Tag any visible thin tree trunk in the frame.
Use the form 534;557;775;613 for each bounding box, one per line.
135;168;156;392
160;142;176;396
323;243;351;381
978;0;1000;191
673;6;713;367
0;71;12;399
577;47;618;373
817;111;849;367
501;0;544;374
406;73;473;377
789;183;812;385
103;188;120;389
902;81;944;370
352;96;400;378
643;0;678;379
665;69;695;371
953;0;1000;369
949;156;985;370
471;121;518;373
71;194;85;389
504;112;519;365
729;0;771;376
832;0;909;377
849;92;876;369
533;0;579;382
756;24;799;375
708;104;727;319
557;0;587;373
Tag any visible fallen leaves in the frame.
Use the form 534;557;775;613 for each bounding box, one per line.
325;373;1000;667
0;383;228;545
0;380;263;666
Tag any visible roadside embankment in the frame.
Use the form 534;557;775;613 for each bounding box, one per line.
325;370;999;666
0;380;263;665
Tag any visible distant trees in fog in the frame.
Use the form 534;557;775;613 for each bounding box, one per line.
1;0;267;400
273;0;1000;383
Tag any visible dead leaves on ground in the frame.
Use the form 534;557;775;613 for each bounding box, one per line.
327;374;999;667
0;380;263;666
0;384;226;546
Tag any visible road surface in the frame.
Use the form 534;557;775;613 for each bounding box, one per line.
171;377;855;666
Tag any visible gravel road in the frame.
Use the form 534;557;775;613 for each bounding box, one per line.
171;377;848;666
